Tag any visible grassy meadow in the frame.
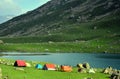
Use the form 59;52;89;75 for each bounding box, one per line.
0;59;110;79
0;36;120;53
0;15;120;53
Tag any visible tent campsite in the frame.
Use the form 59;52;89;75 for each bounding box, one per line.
35;64;43;69
43;64;56;70
61;65;72;72
14;60;26;67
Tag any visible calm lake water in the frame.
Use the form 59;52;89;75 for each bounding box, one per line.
0;52;120;69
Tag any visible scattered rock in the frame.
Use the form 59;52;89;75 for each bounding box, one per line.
87;78;93;79
103;66;113;74
3;76;8;79
14;67;24;71
88;68;95;73
93;26;97;30
77;64;84;68
83;77;93;79
77;62;90;69
111;73;120;79
103;67;113;74
45;49;49;51
0;40;4;44
78;68;87;73
83;63;90;69
103;51;108;53
103;66;120;78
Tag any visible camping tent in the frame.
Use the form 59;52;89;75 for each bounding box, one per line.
61;66;72;72
14;60;26;67
43;64;56;70
35;64;43;69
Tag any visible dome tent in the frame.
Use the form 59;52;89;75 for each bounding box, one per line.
61;65;72;72
14;60;26;67
35;64;43;69
43;64;56;70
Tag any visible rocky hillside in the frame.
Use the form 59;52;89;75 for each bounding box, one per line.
0;0;120;37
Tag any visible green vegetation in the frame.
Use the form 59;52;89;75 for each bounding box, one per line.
0;59;110;79
0;65;109;79
0;14;120;53
0;37;120;53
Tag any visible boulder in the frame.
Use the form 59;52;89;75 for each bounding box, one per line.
3;76;8;79
78;68;87;73
77;64;84;68
83;63;90;69
0;40;4;44
84;78;93;79
77;63;90;69
111;73;120;79
103;66;113;74
88;68;95;73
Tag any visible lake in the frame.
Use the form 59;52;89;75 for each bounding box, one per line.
0;52;120;69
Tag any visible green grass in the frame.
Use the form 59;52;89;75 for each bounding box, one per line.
0;36;120;53
0;64;110;79
0;59;110;79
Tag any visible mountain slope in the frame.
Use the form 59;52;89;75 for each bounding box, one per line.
0;0;120;39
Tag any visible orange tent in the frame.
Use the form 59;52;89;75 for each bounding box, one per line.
61;66;72;72
43;64;56;70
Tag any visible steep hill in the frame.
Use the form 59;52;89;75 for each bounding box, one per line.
0;0;120;41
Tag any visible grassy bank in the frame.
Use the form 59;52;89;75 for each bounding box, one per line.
0;59;110;79
0;14;120;53
0;65;109;79
0;37;120;53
